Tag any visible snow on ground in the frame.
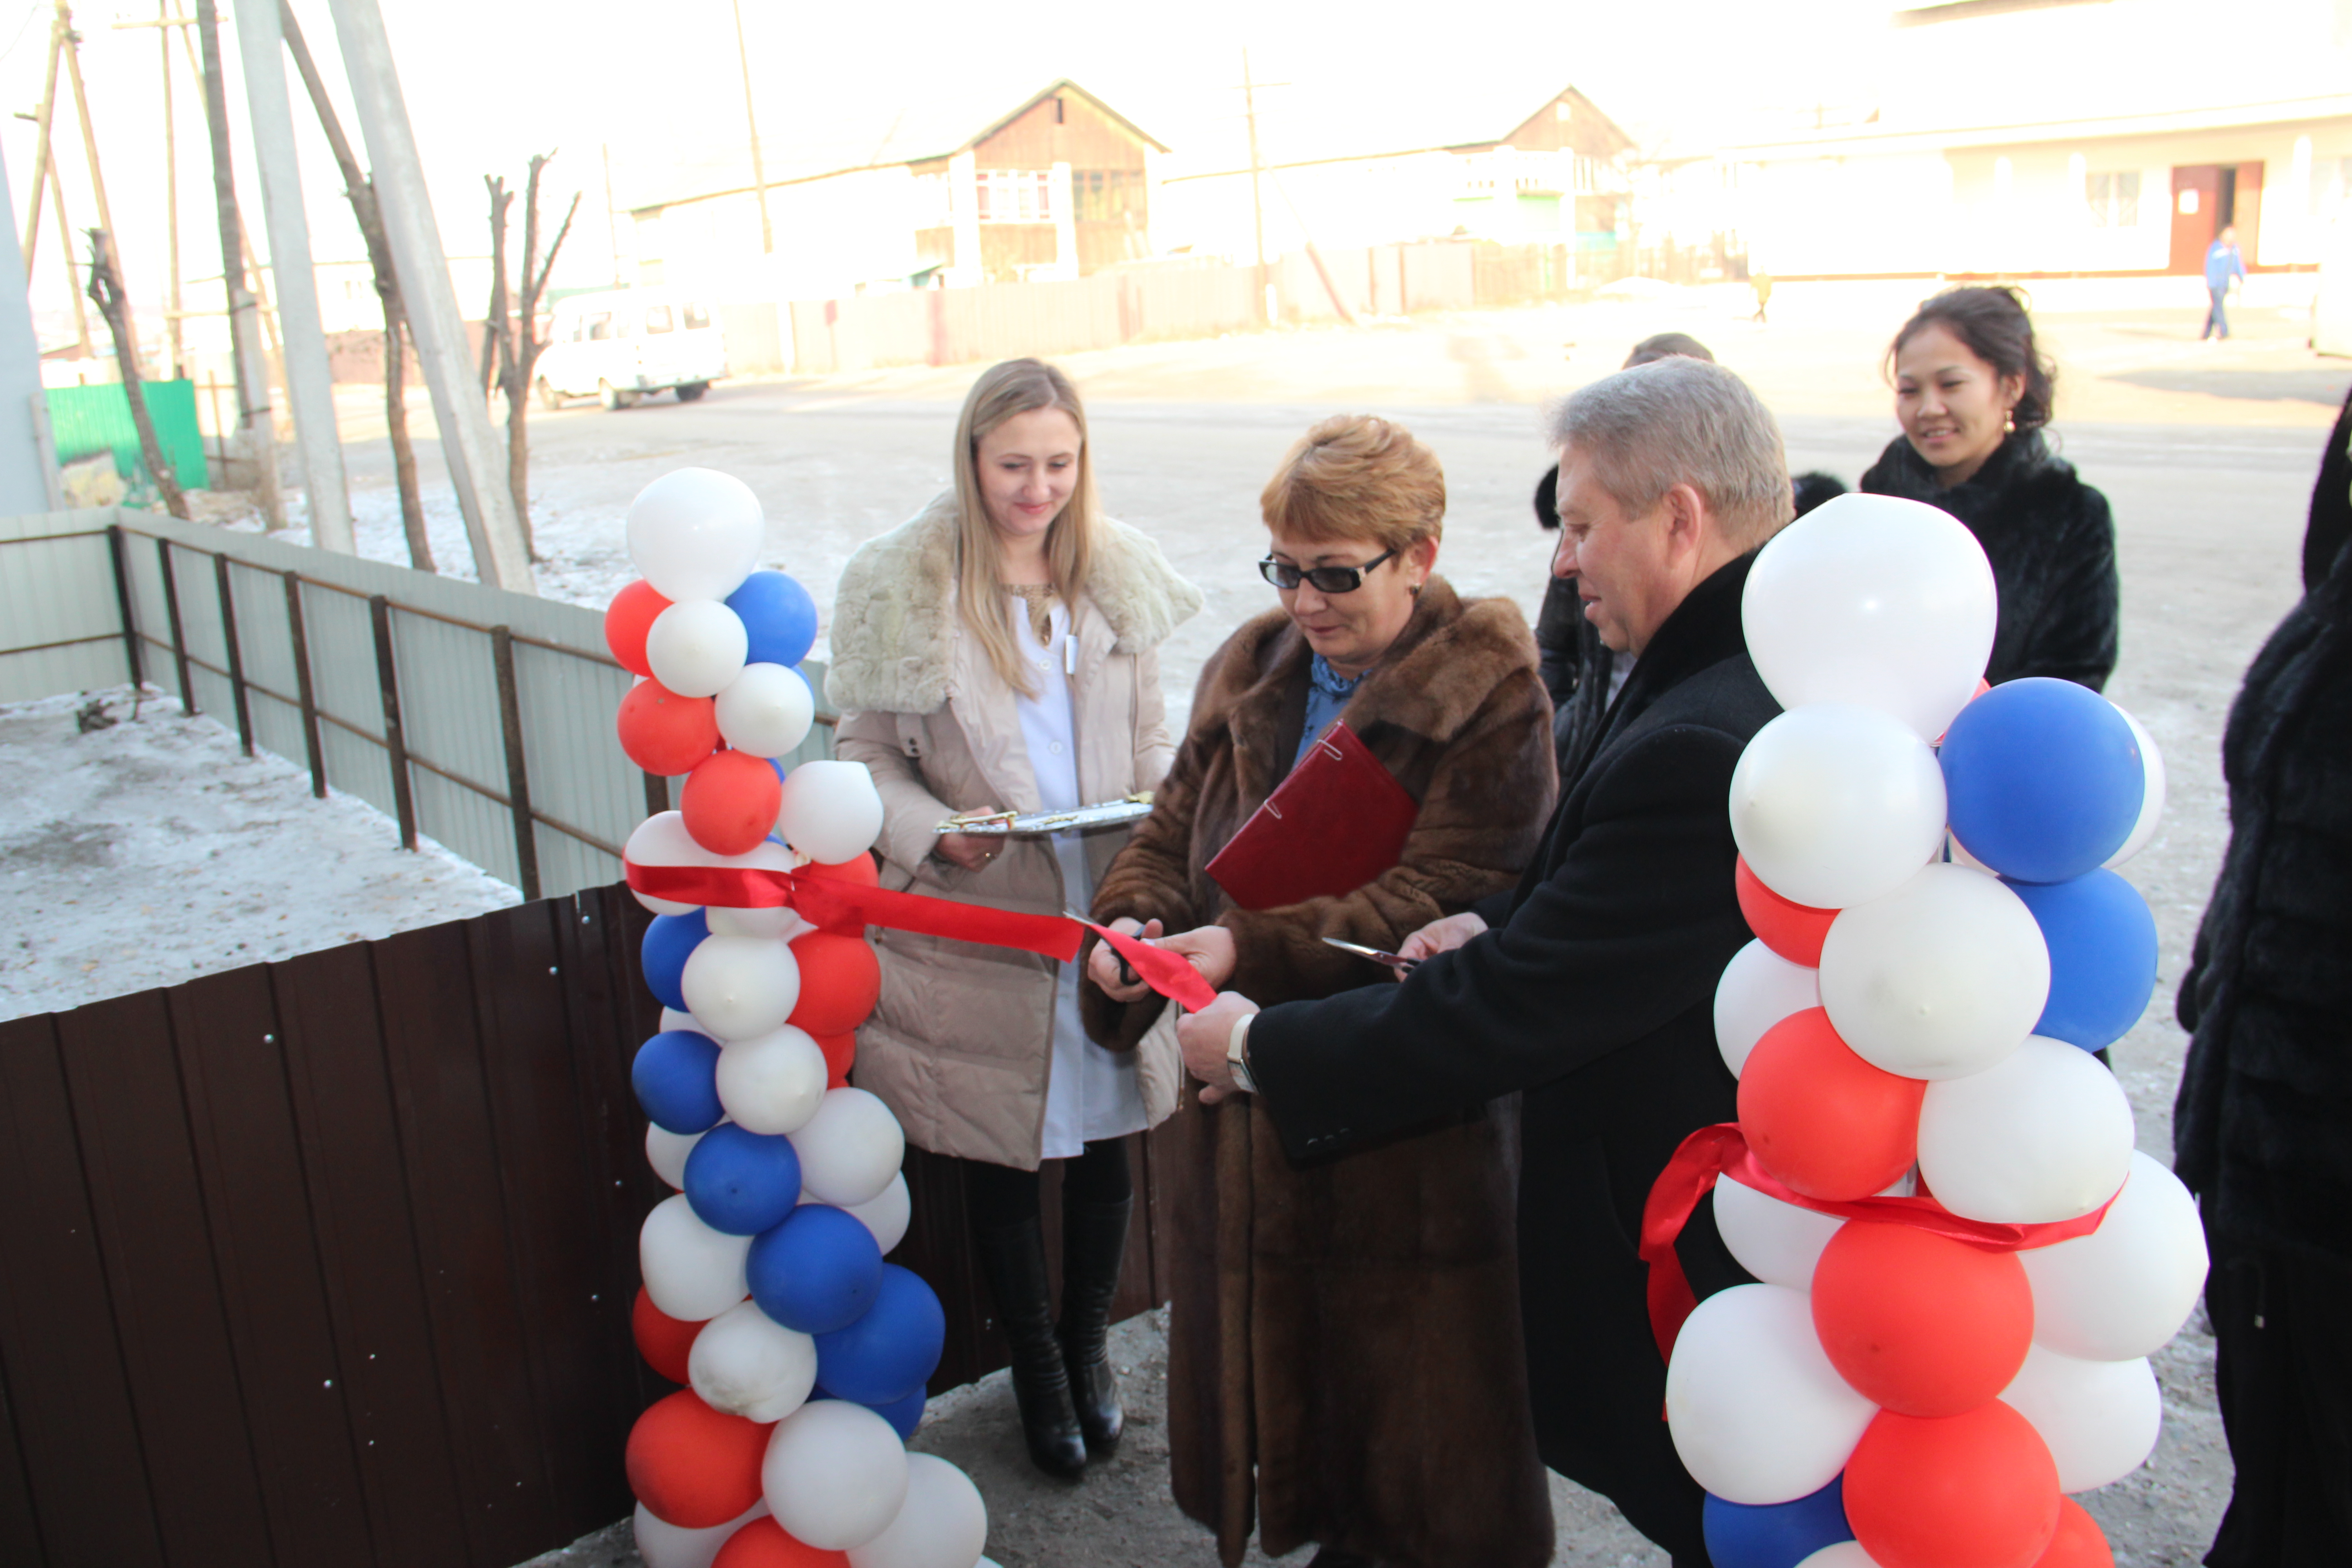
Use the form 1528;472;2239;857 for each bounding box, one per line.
0;684;519;1023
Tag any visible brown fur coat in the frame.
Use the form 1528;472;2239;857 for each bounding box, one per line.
1082;579;1558;1568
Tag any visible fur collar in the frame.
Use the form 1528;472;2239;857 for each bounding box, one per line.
825;490;1204;712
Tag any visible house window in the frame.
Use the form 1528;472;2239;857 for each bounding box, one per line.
976;170;1053;223
2316;156;2352;219
1073;169;1145;223
2087;171;2141;227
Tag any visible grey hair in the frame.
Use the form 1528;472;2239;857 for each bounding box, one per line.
1545;357;1793;548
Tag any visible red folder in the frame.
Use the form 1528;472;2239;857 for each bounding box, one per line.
1205;721;1419;911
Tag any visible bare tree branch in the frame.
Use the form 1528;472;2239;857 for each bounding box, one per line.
86;229;188;520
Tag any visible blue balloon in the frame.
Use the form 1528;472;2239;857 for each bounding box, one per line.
811;1382;927;1440
640;908;709;1013
815;1263;946;1406
2006;868;2159;1051
1702;1475;1852;1568
684;1123;804;1235
725;572;819;670
1941;678;2144;884
632;1029;723;1134
748;1203;882;1334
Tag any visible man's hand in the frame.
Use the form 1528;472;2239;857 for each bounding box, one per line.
1395;911;1488;976
1177;990;1261;1105
1085;917;1162;1001
1155;924;1238;990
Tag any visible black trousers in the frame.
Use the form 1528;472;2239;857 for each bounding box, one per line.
962;1137;1132;1231
2203;1223;2352;1567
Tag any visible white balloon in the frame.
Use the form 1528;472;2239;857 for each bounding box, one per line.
848;1453;989;1568
1729;705;1949;911
794;1088;907;1207
640;1193;753;1321
629;813;802;902
628;468;764;603
1917;1036;2136;1222
1715;939;1822;1078
632;1500;766;1568
763;1399;911;1551
1795;1545;1885;1568
716;1026;830;1135
647;600;751;699
842;1172;913;1256
1714;1174;1843;1291
1743;493;1997;742
660;1006;709;1036
1665;1284;1877;1505
708;903;815;941
689;1298;819;1423
647;1123;703;1189
1818;864;2051;1081
2000;1346;2162;1493
715;663;817;758
2023;1151;2209;1362
2105;705;2167;867
682;936;802;1042
776;760;887;866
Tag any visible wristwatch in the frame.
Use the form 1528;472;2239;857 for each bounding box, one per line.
1226;1014;1257;1096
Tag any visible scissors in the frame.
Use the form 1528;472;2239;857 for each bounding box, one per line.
1321;937;1419;974
1070;908;1142;988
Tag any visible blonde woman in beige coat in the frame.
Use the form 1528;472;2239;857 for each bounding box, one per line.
826;358;1202;1481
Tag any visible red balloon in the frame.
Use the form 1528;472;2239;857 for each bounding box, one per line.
619;681;720;776
625;1389;769;1529
632;1286;702;1385
1812;1221;2034;1416
683;750;784;856
1736;855;1838;966
811;1030;856;1088
787;931;882;1035
2034;1499;2114;1568
1738;1007;1925;1200
710;1516;850;1568
606;580;671;677
802;853;880;889
1846;1403;2061;1568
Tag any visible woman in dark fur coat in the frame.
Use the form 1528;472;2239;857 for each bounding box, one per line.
2173;386;2352;1565
1861;286;2119;690
1082;415;1558;1568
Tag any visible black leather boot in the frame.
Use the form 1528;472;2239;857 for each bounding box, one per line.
1056;1195;1132;1454
974;1217;1088;1479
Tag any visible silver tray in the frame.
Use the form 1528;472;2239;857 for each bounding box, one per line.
935;794;1155;837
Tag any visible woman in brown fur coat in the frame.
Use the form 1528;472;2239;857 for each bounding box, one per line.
1080;415;1558;1568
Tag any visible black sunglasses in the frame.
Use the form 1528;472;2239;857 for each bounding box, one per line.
1258;547;1399;595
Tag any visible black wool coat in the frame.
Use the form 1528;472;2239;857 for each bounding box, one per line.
1860;429;2120;690
1247;552;1778;1563
2176;405;2352;1265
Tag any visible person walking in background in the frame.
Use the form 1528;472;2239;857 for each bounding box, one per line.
826;358;1203;1480
1750;270;1773;324
2204;224;2248;341
2172;386;2352;1565
1083;415;1558;1568
1861;285;2120;688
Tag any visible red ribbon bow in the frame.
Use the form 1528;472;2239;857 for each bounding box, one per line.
624;859;1221;1014
1638;1122;2118;1363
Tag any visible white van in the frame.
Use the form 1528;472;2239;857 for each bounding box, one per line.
536;289;729;410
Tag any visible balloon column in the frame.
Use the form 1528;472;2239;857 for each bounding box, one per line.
1656;495;2205;1568
609;470;990;1568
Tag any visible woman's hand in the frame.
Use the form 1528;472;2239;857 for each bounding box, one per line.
1086;917;1163;1001
1396;911;1488;976
934;806;1005;872
1156;925;1239;990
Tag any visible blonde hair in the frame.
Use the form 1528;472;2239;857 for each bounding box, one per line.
951;359;1098;696
1259;414;1445;554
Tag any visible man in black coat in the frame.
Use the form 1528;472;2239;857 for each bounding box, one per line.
1178;357;1792;1566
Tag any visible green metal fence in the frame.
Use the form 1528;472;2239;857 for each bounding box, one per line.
44;380;208;493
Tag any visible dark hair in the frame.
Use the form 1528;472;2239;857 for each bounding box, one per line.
1792;470;1847;517
1887;286;2057;433
1534;464;1560;530
1623;332;1716;369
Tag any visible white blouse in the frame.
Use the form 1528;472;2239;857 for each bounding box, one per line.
1010;597;1147;1158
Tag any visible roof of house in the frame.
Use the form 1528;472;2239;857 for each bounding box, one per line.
1161;77;1636;179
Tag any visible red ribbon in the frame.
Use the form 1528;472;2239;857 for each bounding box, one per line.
1637;1122;2119;1363
625;860;1221;1013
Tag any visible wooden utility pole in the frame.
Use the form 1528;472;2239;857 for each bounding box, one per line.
602;142;623;285
54;3;138;368
87;230;188;519
19;8;64;270
195;0;284;527
111;5;191;378
730;0;773;254
279;0;431;570
1241;50;1274;327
